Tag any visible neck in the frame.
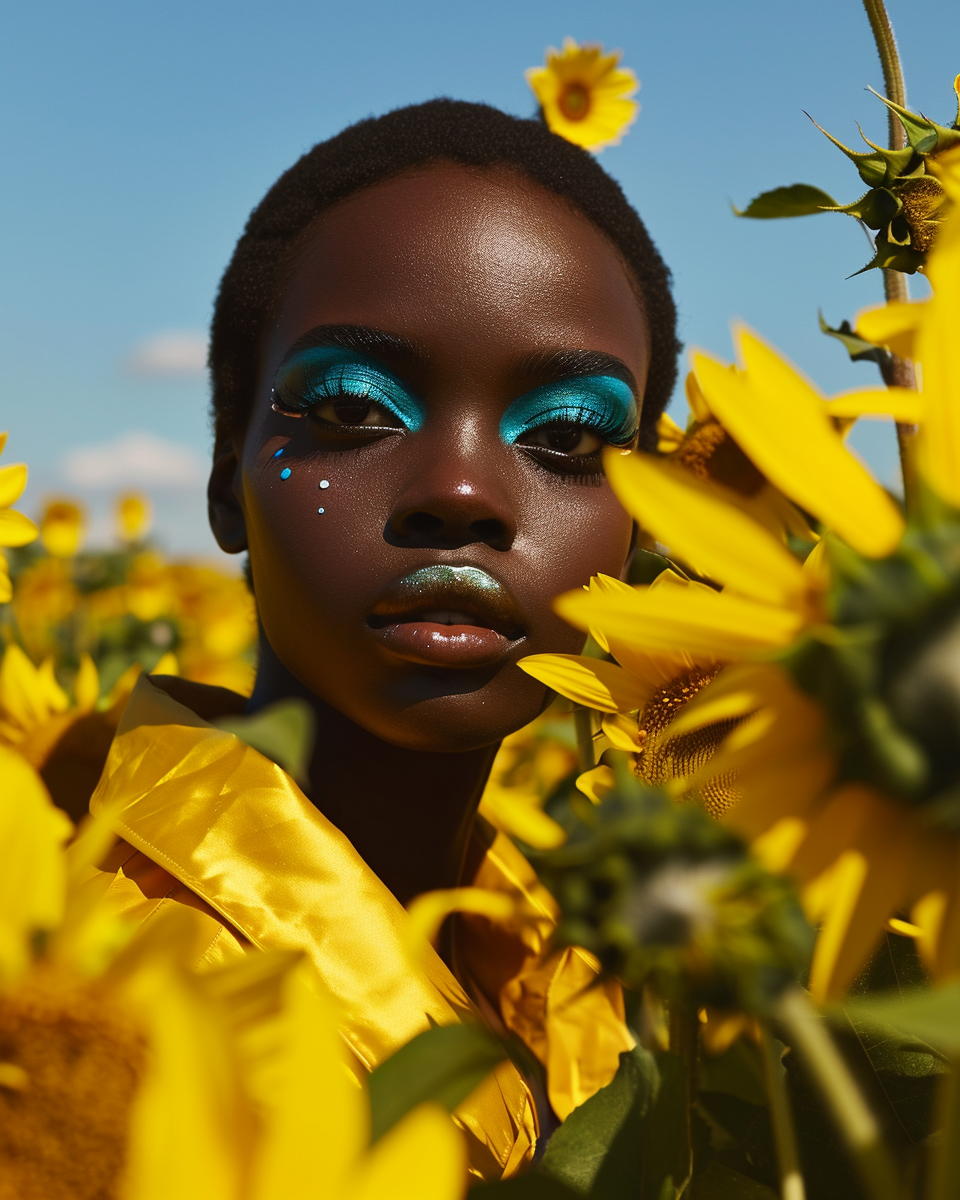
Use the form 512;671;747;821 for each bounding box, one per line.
247;637;498;907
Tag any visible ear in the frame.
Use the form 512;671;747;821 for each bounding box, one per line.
208;438;248;554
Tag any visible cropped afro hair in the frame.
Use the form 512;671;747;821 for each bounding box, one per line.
210;99;679;449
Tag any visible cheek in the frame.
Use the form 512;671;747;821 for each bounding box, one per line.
241;441;395;636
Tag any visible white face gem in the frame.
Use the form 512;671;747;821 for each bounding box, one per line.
317;507;325;514
319;479;330;489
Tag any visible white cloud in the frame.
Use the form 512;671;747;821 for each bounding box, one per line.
127;330;208;377
62;432;207;488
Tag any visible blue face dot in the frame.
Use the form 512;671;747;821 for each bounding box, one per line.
273;447;284;459
280;467;291;480
317;507;325;515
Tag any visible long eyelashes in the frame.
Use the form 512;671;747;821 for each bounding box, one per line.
498;376;638;447
271;347;425;431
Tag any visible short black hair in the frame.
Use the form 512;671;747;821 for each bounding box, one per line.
210;99;680;450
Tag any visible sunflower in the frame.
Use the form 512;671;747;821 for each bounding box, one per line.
0;432;38;604
543;181;960;1000
116;492;152;544
39;499;86;559
0;746;466;1200
526;38;638;151
0;644;174;821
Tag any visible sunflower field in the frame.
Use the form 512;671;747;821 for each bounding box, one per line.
2;4;960;1198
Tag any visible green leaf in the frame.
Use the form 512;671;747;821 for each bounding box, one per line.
843;982;960;1057
689;1161;777;1200
473;1178;583;1199
537;1046;660;1198
628;549;675;586
818;312;890;367
367;1022;506;1144
734;184;838;219
640;1053;693;1200
213;698;316;786
850;235;926;277
700;1038;768;1108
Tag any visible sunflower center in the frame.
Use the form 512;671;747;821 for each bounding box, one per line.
558;81;591;121
0;966;145;1200
635;665;745;818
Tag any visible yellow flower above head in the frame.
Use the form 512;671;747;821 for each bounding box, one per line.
526;38;639;151
39;498;86;558
0;431;39;603
116;491;152;543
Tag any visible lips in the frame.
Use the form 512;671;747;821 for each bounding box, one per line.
367;565;526;668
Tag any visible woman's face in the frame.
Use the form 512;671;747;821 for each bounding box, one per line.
214;162;650;752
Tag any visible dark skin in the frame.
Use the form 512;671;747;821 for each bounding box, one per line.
208;162;650;906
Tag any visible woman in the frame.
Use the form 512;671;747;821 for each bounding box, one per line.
87;99;679;1181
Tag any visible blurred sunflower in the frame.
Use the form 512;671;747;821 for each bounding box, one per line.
116;492;152;544
0;433;38;604
39;499;86;558
0;644;174;821
526;38;638;151
0;745;466;1200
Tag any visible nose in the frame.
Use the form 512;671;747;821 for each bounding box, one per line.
387;475;517;551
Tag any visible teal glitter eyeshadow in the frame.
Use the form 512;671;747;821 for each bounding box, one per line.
273;346;425;431
499;375;638;446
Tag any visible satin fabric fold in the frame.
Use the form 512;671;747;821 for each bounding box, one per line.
87;675;631;1180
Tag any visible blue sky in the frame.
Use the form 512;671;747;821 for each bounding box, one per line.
1;0;956;557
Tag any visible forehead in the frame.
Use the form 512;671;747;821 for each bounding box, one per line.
262;162;649;388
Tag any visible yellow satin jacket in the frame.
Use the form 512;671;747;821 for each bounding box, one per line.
84;675;633;1182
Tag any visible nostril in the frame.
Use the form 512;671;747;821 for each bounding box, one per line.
470;518;507;544
403;511;444;536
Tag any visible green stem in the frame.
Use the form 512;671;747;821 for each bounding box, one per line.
573;705;596;774
927;1059;960;1200
861;0;907;148
668;1003;699;1197
761;1029;806;1200
861;0;918;510
776;988;899;1200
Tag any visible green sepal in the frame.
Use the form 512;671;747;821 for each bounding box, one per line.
628;548;676;586
367;1022;506;1144
866;87;960;156
818;311;890;367
819;186;901;229
850;234;926;277
733;184;838;219
843;980;960;1059
213;698;316;786
806;114;913;187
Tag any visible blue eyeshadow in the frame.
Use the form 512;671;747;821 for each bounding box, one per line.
273;346;425;431
499;375;638;447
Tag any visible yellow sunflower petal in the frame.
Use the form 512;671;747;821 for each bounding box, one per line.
916;164;960;506
656;412;685;454
601;712;643;752
576;764;616;803
479;787;566;849
518;653;651;713
555;581;804;660
349;1104;465;1200
0;745;72;982
0;507;39;548
604;450;807;606
0;644;66;731
406;888;517;958
694;333;905;557
74;653;100;712
823;388;923;423
854;301;926;360
0;462;27;508
253;966;365;1199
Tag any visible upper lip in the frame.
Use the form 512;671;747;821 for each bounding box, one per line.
368;565;527;640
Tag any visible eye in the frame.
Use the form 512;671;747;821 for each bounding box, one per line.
306;397;405;429
520;424;604;456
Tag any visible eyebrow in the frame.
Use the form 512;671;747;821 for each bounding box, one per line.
281;324;422;367
514;349;639;397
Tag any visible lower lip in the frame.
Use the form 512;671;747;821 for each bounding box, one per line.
371;621;516;667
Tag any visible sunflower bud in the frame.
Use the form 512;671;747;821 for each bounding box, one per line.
530;771;813;1014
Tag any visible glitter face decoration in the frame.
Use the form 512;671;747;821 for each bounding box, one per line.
280;467;292;480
